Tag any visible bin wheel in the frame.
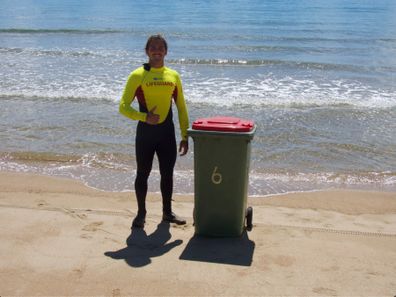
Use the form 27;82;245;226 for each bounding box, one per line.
246;206;253;231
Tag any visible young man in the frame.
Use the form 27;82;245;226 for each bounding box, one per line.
119;34;189;228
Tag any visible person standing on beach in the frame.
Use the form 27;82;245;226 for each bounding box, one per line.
119;34;189;228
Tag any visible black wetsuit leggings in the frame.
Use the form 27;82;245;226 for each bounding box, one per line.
134;121;177;215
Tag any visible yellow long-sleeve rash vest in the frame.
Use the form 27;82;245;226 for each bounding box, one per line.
119;65;189;141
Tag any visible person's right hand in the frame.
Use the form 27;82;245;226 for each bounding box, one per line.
146;106;160;125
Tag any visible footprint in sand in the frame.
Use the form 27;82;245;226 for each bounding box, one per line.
77;213;87;219
313;287;337;296
112;288;121;297
82;221;104;232
80;233;93;239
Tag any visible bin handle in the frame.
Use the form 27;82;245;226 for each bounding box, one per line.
207;119;239;125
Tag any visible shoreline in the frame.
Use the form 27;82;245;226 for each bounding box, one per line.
1;171;395;296
1;170;395;208
1;159;395;195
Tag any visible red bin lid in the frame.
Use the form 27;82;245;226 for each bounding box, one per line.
192;116;254;132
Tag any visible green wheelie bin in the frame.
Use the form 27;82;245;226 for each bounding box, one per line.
187;116;256;237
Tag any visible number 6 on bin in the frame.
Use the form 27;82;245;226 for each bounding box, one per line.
211;166;222;184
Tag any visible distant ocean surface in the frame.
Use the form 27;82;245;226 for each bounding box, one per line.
1;0;395;196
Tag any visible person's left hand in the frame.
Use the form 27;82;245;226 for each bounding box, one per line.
179;140;189;156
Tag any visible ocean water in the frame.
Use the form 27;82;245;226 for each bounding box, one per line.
0;0;395;195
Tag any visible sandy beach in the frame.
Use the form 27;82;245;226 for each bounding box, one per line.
0;171;395;296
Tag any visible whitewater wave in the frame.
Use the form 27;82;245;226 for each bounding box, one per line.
1;76;395;109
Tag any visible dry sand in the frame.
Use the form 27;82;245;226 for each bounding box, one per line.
0;171;395;296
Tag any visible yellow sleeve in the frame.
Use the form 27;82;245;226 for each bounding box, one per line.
119;71;147;122
174;74;189;141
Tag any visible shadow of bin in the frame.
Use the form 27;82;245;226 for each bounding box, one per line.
179;231;255;266
187;116;256;237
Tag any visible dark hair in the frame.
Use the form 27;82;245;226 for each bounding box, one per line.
145;34;168;51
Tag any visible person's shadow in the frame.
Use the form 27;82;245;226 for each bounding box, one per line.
104;221;183;267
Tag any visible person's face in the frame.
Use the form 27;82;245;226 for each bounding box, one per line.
146;39;167;65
